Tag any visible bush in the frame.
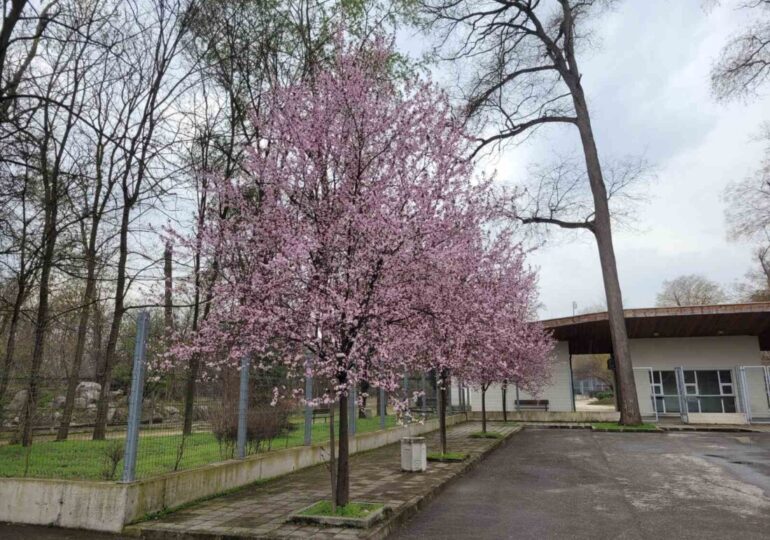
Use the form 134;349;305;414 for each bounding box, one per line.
208;403;292;459
594;391;614;401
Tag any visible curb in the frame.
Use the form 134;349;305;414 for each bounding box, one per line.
369;426;522;540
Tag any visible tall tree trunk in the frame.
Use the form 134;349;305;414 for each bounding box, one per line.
570;85;641;425
20;199;58;447
0;281;25;426
481;385;487;433
93;207;130;440
335;390;350;507
57;241;98;440
164;241;173;342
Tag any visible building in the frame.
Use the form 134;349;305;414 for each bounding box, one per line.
459;303;770;425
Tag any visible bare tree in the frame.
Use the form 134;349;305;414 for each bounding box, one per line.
656;274;728;307
422;0;643;423
711;0;770;100
92;0;200;440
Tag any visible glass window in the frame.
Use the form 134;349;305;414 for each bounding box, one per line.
686;397;700;413
661;371;678;394
696;371;720;395
699;396;723;413
723;397;736;413
718;370;732;383
721;384;733;395
684;370;695;384
663;396;680;413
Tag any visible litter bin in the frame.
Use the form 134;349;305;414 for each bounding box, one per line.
400;436;427;472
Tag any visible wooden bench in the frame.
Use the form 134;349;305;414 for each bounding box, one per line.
515;399;549;411
312;407;331;423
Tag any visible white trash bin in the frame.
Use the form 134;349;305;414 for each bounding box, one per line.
400;436;427;472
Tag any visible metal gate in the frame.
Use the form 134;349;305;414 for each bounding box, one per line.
633;367;658;422
738;366;770;423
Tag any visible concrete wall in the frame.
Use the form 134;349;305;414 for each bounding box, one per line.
0;414;465;533
468;410;619;423
466;341;573;412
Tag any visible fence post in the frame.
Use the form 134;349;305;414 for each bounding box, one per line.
348;385;357;436
236;354;251;459
121;311;150;483
379;387;386;429
304;371;313;446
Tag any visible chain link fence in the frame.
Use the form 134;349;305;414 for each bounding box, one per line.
0;312;442;482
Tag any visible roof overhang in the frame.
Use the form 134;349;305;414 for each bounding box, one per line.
541;303;770;354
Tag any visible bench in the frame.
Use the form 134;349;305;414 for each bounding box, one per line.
515;399;549;411
312;407;331;423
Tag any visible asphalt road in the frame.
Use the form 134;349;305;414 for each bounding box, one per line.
389;428;770;540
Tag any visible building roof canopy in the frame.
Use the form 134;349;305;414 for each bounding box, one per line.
541;303;770;354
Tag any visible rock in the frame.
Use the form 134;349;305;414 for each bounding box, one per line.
74;397;88;409
163;405;180;417
8;390;28;412
193;404;209;421
111;408;127;424
53;411;62;422
75;381;101;405
109;389;123;400
51;395;67;410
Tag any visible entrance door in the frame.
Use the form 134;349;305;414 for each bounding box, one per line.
739;366;770;423
634;367;658;422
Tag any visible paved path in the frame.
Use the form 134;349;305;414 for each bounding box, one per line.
390;428;770;540
135;422;517;539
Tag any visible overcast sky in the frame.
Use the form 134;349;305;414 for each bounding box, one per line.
400;0;770;319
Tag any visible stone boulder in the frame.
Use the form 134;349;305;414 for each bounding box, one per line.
75;381;101;405
7;389;28;413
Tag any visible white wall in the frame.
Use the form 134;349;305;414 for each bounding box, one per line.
465;341;573;412
628;336;760;371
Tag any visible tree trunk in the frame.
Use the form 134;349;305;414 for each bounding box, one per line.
439;370;448;455
0;281;25;426
335;391;350;507
20;200;58;447
93;207;130;440
481;385;487;433
570;85;642;426
57;243;98;440
502;383;508;423
164;241;173;342
182;354;200;435
328;402;337;512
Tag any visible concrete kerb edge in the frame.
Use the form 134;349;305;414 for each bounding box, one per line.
370;425;523;540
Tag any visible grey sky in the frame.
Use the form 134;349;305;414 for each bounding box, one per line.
402;0;770;319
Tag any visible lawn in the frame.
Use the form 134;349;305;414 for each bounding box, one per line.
591;422;659;432
0;415;398;481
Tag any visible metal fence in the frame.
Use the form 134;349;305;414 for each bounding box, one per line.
0;311;442;482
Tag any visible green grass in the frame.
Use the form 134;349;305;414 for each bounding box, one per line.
0;415;398;481
592;422;659;432
469;431;503;439
299;500;384;518
427;451;468;462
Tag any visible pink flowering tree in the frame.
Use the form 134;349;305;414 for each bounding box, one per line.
413;230;553;447
176;39;499;507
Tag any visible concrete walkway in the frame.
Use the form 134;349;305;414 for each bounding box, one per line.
133;422;518;539
391;428;770;539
